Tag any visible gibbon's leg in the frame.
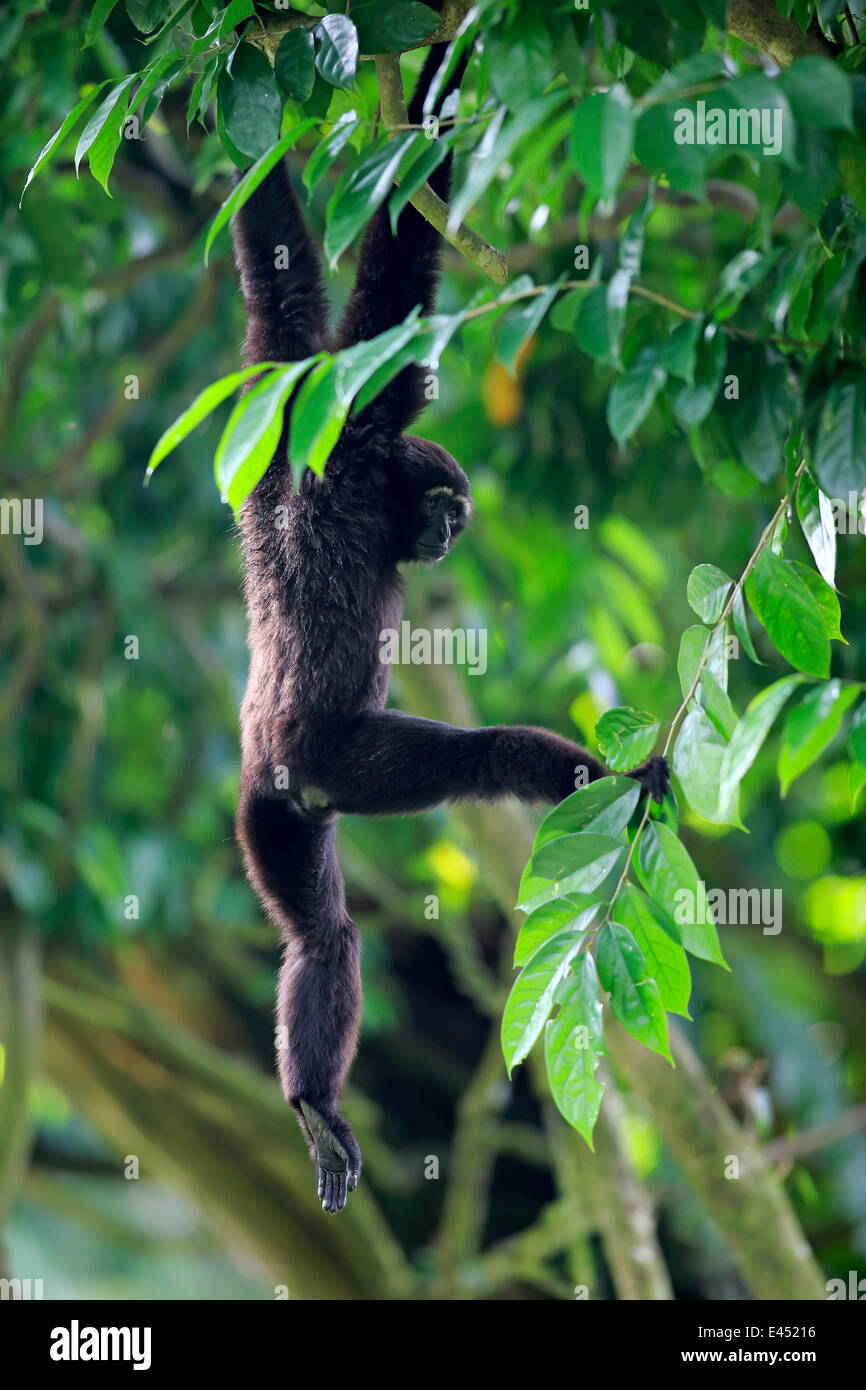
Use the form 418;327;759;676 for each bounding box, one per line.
301;711;669;815
237;793;362;1213
232;161;330;366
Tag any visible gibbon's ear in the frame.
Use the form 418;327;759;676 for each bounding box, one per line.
336;42;467;442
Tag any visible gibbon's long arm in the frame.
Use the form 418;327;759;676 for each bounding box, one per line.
335;45;464;438
232;159;330;367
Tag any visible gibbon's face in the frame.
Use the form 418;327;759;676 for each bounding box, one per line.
414;485;471;563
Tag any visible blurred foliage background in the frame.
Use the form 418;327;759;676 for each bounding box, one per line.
1;0;865;1300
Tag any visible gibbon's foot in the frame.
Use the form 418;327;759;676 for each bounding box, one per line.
628;755;671;805
298;1100;361;1214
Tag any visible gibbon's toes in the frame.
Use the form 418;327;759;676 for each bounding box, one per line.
299;1099;358;1215
629;754;671;805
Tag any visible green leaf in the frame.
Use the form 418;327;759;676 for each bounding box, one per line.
534;777;640;851
674;706;741;827
287;358;342;477
672;323;726;427
597;920;672;1063
20;80;111;203
634;99;714;197
778;680;860;795
574;284;615;364
488;28;555;108
789;561;844;642
290;314;422;474
732;583;761;663
518;835;626;914
777;57;853;131
746;549;831;677
145;364;281;478
569;84;634;199
85;0;120;47
595;707;659;772
719;674;805;809
732;358;799;484
797;468;836;588
618;182;655;279
217;43;283;161
388;130;455;229
850;761;866;814
314;13;359;89
142;0;197;45
217;0;255;39
351;1;439;53
497;276;565;376
214;359;319;511
74;76;135;179
204;120;318;264
617;884;691;1018
710;250;769;321
678;625;709;699
661;316;703;383
274;29;316;102
606;346;667;445
848;701;866;764
502;930;586;1075
515;898;599;969
324;133;420;266
813;377;866;498
135;47;188;122
544;953;606;1148
636;821;728;968
447;92;568;233
125;0;168;32
699;669;737;741
303;111;362;194
687;563;733;623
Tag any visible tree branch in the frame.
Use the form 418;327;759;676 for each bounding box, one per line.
248;1;474;62
727;0;839;65
374;53;508;285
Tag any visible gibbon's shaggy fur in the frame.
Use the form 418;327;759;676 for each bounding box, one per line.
232;44;669;1213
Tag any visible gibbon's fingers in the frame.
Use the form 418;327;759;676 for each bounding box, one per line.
628;755;671;804
299;1100;358;1214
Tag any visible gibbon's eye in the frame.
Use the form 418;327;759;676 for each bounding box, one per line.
424;494;439;514
447;504;463;523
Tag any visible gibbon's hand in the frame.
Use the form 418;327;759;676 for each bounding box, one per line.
627;755;671;805
298;1101;361;1215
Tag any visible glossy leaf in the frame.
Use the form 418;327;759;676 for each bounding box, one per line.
544;953;606;1147
636;821;728;967
595;706;659;771
274;29;316;101
217;44;283;161
616;884;691;1017
534;777;640;851
314;14;359;89
778;680;859;795
597;920;672;1062
501;930;586;1075
746;549;830;678
518;834;625;914
568;84;634;198
515;897;599;969
719;675;805;809
687;563;733;623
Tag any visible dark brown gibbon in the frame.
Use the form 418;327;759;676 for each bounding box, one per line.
231;43;669;1212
